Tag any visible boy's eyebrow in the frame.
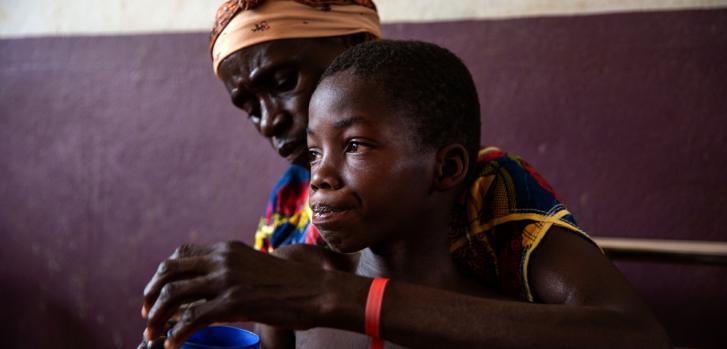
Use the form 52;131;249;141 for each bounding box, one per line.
307;115;370;135
333;115;369;129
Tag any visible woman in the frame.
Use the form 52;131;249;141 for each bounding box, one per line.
140;1;669;348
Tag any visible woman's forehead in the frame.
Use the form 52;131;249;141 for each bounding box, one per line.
219;40;293;75
219;37;342;89
218;40;300;90
221;38;333;72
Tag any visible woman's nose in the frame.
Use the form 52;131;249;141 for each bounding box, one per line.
259;100;290;137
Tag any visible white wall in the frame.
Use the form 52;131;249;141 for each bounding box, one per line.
1;0;726;38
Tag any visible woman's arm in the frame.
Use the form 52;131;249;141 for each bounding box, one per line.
142;228;670;348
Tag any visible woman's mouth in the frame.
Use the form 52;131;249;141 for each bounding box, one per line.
276;139;304;156
276;140;307;164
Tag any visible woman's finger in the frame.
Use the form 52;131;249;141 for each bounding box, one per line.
145;275;219;340
137;336;166;349
143;256;214;317
165;298;243;349
170;243;213;259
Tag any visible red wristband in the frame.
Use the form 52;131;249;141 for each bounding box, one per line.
365;278;389;349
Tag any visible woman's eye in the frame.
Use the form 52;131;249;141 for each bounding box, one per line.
231;94;261;123
244;102;261;123
273;71;298;92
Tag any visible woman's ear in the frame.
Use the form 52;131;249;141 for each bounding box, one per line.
433;144;469;191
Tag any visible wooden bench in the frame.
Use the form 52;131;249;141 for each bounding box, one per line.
594;238;727;265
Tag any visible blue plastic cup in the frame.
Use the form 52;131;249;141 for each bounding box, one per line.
178;326;260;349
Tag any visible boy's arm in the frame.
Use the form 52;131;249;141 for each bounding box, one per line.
254;243;295;349
142;230;670;348
255;323;295;349
366;228;671;348
257;244;358;349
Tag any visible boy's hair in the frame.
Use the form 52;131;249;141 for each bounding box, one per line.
321;39;481;177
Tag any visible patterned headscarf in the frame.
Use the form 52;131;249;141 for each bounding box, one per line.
210;0;381;76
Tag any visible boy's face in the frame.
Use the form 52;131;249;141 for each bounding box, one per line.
307;71;438;253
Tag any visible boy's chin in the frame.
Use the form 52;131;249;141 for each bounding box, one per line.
320;234;366;254
330;245;366;254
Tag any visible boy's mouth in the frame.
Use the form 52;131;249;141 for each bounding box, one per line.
310;203;356;226
311;203;350;215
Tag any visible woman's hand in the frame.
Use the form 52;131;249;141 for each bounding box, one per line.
137;336;166;349
141;241;331;349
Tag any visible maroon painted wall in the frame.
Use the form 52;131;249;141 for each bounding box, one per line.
1;9;726;348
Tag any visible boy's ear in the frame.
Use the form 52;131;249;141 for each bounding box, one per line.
433;144;469;191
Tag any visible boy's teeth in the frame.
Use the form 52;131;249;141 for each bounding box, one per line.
314;205;344;215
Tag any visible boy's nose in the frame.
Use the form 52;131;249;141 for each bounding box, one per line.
310;157;343;191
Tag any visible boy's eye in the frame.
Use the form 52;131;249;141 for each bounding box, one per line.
308;149;321;163
344;141;367;153
346;142;358;153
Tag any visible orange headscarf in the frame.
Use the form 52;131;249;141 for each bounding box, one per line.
210;0;381;77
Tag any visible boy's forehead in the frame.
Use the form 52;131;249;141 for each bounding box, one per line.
311;74;359;114
309;72;420;146
318;71;369;99
311;73;391;124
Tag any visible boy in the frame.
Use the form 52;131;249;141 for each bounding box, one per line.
284;39;497;348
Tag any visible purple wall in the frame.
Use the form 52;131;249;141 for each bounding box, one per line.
1;9;726;348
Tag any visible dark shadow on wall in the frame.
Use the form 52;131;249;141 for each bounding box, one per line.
615;261;727;348
0;281;102;349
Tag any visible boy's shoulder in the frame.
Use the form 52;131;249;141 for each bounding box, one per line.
271;244;358;273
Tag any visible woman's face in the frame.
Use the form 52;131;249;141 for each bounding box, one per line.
217;38;350;167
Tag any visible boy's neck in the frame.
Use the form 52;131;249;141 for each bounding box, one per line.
354;211;463;289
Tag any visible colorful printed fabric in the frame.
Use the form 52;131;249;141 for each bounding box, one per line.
254;164;323;252
254;147;592;301
448;147;591;301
